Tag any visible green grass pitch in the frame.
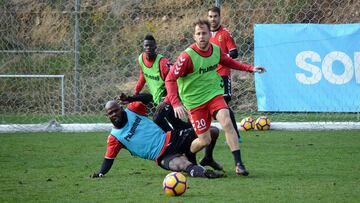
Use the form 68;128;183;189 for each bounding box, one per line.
0;130;359;202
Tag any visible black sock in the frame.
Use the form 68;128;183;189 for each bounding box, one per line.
185;164;205;177
232;150;243;166
229;108;240;138
186;151;197;165
204;137;217;161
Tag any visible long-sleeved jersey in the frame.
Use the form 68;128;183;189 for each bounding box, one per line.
166;43;254;108
210;25;237;76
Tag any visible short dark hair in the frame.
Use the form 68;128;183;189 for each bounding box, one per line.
208;6;220;16
193;19;211;31
105;100;120;110
144;34;156;42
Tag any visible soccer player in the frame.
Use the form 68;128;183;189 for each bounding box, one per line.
165;19;266;176
133;34;191;132
208;6;242;143
135;34;222;170
90;93;222;179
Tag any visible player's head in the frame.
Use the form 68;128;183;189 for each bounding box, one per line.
208;7;221;31
193;19;211;51
105;100;124;128
143;34;157;60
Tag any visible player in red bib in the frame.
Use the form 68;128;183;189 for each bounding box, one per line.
208;6;242;143
166;19;266;176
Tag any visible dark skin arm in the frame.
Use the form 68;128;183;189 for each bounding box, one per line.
91;158;114;178
116;93;153;105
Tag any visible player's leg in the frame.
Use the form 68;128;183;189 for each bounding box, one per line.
207;95;239;151
159;153;222;178
216;108;239;151
165;155;222;178
199;126;223;171
216;108;249;176
188;105;212;154
228;108;242;143
180;127;222;169
153;102;173;132
203;126;219;161
222;76;242;143
160;128;223;178
165;104;192;130
169;156;203;176
189;132;211;153
178;125;223;171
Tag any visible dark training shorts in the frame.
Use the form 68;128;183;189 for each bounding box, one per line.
222;76;232;103
158;128;196;170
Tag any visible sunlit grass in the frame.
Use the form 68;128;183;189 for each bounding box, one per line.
0;130;359;202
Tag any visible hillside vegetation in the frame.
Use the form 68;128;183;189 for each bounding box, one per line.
1;0;359;114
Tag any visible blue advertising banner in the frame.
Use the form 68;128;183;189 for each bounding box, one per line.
254;24;360;112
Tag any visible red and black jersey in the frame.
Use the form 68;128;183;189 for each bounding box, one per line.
210;25;237;76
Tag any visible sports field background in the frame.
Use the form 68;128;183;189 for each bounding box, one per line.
1;130;359;202
2;0;360;126
1;1;360;202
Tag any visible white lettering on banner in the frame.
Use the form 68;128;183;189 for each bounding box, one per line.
322;52;353;84
295;51;322;84
355;52;360;84
295;51;360;85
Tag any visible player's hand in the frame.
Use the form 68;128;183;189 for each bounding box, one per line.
116;93;129;105
173;105;187;120
90;172;104;178
254;66;266;73
133;91;139;96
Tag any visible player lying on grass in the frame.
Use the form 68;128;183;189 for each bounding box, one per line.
91;93;223;179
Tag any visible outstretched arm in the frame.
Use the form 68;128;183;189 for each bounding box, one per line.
127;93;153;104
91;158;114;177
219;52;266;73
91;135;122;178
219;52;254;72
117;93;153;105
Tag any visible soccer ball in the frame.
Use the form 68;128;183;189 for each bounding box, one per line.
255;116;271;131
239;117;255;131
163;172;187;196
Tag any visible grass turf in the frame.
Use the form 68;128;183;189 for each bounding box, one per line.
0;130;359;202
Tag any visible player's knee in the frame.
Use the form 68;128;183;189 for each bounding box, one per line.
176;156;192;171
199;135;212;146
169;157;186;171
222;117;234;132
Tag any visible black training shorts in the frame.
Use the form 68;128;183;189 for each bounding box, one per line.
222;76;232;102
158;128;196;170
